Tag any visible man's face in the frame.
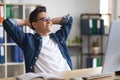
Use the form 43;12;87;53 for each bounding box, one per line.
32;12;52;35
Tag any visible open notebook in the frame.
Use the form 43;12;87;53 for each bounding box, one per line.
16;72;65;80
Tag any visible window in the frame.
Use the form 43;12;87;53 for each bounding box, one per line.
100;0;110;14
100;0;111;33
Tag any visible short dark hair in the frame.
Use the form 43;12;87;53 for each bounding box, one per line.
29;6;46;29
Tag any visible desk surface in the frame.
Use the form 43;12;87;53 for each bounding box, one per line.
0;67;117;80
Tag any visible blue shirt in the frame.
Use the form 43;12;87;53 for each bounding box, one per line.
3;16;73;73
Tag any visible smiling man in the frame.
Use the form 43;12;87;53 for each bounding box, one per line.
3;6;73;73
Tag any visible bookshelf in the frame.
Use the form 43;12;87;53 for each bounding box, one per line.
0;1;40;78
80;13;111;68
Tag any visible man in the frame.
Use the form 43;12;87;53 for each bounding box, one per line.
3;6;73;73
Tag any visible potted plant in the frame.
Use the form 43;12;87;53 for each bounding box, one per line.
92;38;100;54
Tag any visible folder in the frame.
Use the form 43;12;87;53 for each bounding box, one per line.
12;46;19;62
99;19;104;34
19;47;24;62
86;57;93;68
6;5;23;18
0;46;5;63
97;19;104;35
81;18;104;35
81;19;92;35
6;5;12;18
86;57;101;68
0;5;4;25
12;46;24;62
92;19;97;34
0;26;4;43
9;37;15;43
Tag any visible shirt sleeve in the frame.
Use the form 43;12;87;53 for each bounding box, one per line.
55;15;73;41
3;18;26;48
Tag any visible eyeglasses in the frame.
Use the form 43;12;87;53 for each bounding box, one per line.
36;17;52;22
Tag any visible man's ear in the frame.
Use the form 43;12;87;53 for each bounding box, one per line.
32;22;36;28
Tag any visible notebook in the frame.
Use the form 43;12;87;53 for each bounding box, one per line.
82;21;120;79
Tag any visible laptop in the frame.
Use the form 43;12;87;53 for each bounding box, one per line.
102;21;120;74
82;21;120;79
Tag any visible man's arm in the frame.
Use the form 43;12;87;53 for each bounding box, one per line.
52;14;71;25
14;14;70;29
14;15;68;27
14;18;31;27
52;17;62;24
3;18;27;48
55;15;73;41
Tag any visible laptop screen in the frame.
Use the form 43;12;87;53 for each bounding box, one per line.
102;21;120;74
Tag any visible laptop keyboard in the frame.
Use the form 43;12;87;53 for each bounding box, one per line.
114;76;120;80
82;73;111;80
